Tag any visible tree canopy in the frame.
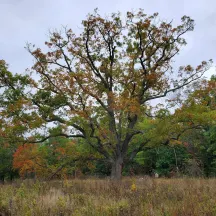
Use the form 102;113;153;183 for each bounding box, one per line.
0;9;213;179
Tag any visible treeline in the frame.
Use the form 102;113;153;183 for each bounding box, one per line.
1;114;216;180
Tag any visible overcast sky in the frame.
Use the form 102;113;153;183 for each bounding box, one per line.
0;0;215;78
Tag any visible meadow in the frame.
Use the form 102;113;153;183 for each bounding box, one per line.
0;177;216;216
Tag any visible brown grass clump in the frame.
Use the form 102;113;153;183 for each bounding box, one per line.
1;177;216;215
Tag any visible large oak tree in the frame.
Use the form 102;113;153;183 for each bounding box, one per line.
0;9;212;179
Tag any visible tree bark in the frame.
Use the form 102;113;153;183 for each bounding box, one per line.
111;157;123;180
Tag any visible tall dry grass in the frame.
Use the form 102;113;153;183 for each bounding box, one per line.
1;177;216;215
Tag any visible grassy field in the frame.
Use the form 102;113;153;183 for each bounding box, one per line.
0;177;216;216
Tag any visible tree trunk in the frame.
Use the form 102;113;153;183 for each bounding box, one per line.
111;157;123;180
0;175;5;184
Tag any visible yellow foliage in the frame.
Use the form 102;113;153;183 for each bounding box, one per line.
131;182;137;192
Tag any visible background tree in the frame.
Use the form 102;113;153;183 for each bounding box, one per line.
178;76;216;176
0;9;212;179
0;140;18;182
13;137;99;179
135;145;189;177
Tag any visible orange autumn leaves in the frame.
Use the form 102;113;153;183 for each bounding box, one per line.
13;141;76;178
13;144;48;178
13;144;40;177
